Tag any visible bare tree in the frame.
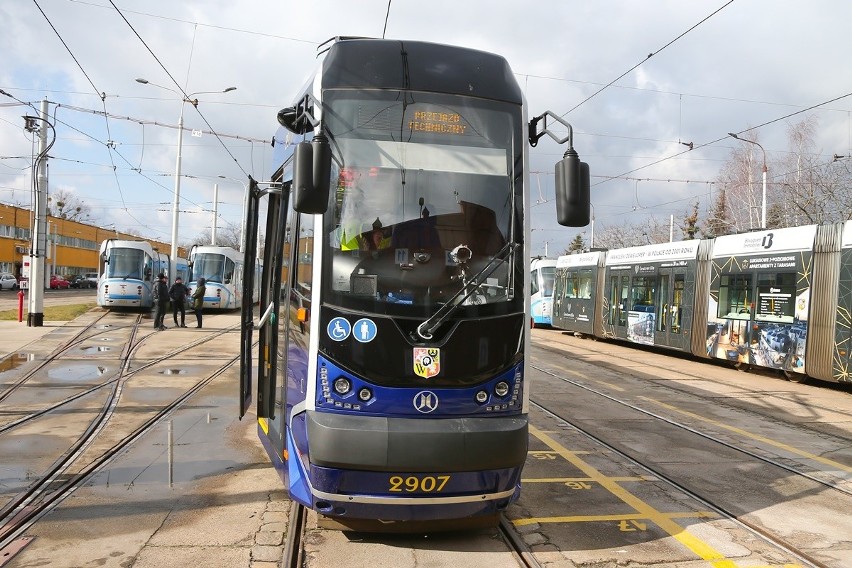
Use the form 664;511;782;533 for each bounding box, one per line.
714;132;767;233
709;118;852;232
773;117;852;225
191;220;242;250
47;189;92;221
593;215;670;249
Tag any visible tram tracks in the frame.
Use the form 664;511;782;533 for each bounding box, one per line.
530;398;827;568
0;320;237;434
528;353;852;568
0;310;115;405
0;319;243;552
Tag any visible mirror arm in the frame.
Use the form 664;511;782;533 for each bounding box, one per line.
528;111;575;149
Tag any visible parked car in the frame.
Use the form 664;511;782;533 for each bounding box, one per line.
0;272;19;291
83;272;99;286
49;275;70;289
68;275;95;289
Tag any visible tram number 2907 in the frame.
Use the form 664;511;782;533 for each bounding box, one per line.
389;475;451;493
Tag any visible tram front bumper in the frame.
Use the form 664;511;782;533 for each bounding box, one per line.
305;410;528;472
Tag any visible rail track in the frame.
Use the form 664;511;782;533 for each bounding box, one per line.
0;314;243;552
529;339;852;568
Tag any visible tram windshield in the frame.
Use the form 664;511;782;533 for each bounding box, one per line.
192;253;232;284
106;248;149;281
321;89;523;316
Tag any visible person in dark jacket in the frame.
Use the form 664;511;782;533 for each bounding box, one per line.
152;273;169;330
169;276;189;328
191;278;206;328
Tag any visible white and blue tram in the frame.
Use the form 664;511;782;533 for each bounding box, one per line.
187;245;259;310
529;257;557;327
552;222;852;384
96;239;188;309
237;38;589;527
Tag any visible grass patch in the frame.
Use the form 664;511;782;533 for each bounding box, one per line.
0;303;97;321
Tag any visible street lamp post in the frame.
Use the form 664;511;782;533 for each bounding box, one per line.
728;133;768;229
136;79;236;277
217;176;249;253
589;202;595;249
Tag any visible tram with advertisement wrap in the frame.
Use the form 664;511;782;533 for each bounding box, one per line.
552;222;852;384
237;37;589;528
96;239;188;309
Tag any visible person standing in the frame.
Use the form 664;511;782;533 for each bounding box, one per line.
191;277;206;329
169;276;189;328
152;273;169;331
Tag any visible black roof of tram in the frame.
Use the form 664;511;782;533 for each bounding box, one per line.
321;39;523;105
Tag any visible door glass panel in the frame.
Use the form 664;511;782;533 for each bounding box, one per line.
656;274;669;332
672;275;684;333
609;276;619;325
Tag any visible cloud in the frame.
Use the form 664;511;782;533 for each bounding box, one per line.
1;0;851;254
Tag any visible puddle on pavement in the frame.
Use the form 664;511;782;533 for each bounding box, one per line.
79;346;112;354
47;364;108;381
160;368;187;375
0;352;35;375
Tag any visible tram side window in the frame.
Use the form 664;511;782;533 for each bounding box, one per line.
224;258;235;284
718;274;752;317
630;276;655;312
619;275;629;325
530;270;540;296
563;270;577;298
755;271;796;323
577;268;593;299
292;215;314;337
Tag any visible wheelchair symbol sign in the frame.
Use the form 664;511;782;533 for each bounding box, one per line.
327;317;351;341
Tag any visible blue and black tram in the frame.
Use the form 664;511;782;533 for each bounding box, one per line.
96;239;188;309
238;37;589;527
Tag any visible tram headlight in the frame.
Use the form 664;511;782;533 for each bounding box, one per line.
358;388;372;402
494;381;510;397
475;390;488;404
333;377;351;395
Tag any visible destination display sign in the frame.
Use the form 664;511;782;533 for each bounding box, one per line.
408;110;467;135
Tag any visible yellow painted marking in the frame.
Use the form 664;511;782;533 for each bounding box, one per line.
599;381;625;392
258;417;268;435
530;449;592;456
528;424;741;567
514;510;719;526
522;476;652;483
642;397;852;474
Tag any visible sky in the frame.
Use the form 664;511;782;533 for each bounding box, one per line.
1;0;851;257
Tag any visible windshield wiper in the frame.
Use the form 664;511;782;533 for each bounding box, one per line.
415;241;518;341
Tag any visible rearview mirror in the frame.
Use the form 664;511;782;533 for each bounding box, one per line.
293;134;331;214
554;149;590;227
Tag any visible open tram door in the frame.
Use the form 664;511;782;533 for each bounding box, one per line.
239;177;290;422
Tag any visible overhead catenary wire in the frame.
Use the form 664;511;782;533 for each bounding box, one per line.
561;0;735;117
108;0;250;178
